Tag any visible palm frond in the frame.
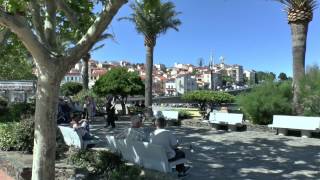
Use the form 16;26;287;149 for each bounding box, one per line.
277;0;317;11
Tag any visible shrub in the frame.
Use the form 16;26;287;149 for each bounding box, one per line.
109;165;142;180
0;96;8;107
300;65;320;116
178;110;192;120
0;102;35;122
182;90;235;111
60;82;83;97
0;117;34;152
68;149;124;177
73;89;98;104
237;80;292;125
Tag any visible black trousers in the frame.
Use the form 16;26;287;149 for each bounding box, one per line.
105;114;115;128
169;149;186;173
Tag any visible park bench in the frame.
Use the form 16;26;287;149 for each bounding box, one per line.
209;112;244;131
106;136;187;173
268;115;320;138
58;126;97;149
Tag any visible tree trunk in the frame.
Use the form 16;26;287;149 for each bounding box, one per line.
145;44;154;117
82;53;90;90
290;23;308;115
32;74;60;180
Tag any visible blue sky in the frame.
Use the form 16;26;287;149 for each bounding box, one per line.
91;0;320;76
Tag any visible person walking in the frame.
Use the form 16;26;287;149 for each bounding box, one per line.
105;95;116;128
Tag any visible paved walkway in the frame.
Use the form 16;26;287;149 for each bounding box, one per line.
90;117;320;180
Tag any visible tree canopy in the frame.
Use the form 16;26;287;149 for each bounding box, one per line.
93;67;144;98
60;82;83;97
182;90;235;110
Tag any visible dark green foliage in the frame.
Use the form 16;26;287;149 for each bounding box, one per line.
0;96;8;111
109;165;142;180
237;80;293;125
93;67;144;97
300;65;320;116
0;117;34;152
182;90;235;111
60;82;83;97
255;71;276;83
68;149;139;178
0;33;36;81
178;110;192;120
0;102;35;122
278;72;288;81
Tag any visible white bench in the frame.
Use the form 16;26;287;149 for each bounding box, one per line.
106;136;186;173
58;126;96;149
209;112;244;131
153;110;179;120
268;115;320;138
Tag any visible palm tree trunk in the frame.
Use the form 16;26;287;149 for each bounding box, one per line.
290;23;308;115
82;53;90;90
145;43;154;117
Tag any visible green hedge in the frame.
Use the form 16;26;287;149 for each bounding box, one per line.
237;80;292;125
0;102;35;122
0;117;34;152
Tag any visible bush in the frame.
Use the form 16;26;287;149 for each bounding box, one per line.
300;65;320;116
0;102;35;122
237;80;292;125
68;149;123;177
0;117;34;152
60;82;83;97
73;89;98;104
178;110;192;119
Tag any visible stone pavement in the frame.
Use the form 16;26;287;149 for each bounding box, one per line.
90;117;320;180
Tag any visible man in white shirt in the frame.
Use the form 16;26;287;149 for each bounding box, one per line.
116;115;149;142
150;117;190;177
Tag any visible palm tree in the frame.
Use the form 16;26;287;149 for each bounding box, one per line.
277;0;316;114
121;0;181;116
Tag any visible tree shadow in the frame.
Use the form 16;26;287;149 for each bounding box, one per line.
90;117;320;180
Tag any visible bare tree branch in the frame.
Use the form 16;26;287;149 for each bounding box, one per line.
44;0;57;49
0;9;50;62
55;0;79;27
65;0;128;66
29;0;46;43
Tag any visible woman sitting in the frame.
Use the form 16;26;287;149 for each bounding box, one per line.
70;114;91;140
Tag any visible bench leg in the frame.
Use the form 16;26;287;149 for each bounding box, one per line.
301;131;311;138
278;129;288;136
228;125;237;131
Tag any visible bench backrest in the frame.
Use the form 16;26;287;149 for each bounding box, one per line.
209;112;243;125
106;135;171;173
58;126;83;149
271;115;320;130
153;110;179;120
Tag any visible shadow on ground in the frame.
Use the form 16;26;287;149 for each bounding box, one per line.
90;116;320;180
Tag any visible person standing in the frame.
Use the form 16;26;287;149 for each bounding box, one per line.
86;96;96;122
105;95;116;128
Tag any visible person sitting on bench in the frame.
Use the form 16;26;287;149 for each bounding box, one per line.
116;115;149;142
150;117;190;177
70;114;91;140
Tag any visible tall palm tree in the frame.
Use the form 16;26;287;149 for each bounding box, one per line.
277;0;316;114
121;0;181;116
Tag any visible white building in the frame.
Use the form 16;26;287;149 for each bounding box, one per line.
203;72;222;90
175;74;197;95
244;70;256;84
165;79;177;96
61;69;82;85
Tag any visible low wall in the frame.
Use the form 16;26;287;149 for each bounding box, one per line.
0;152;32;180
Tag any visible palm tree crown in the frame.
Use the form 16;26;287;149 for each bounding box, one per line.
121;0;181;46
277;0;317;23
